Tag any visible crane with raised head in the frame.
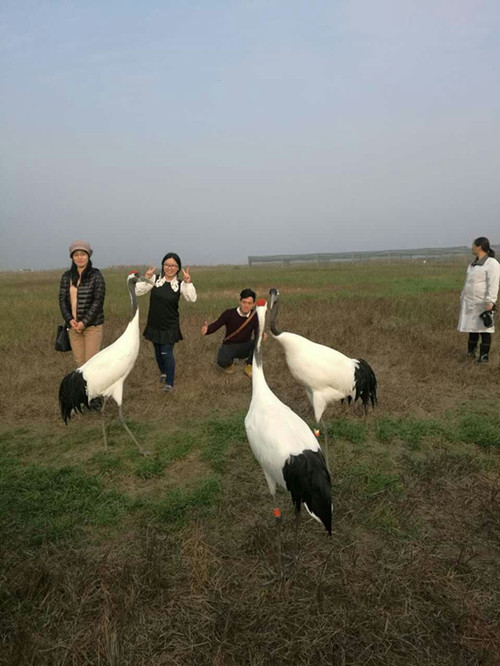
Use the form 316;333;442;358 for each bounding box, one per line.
245;298;332;570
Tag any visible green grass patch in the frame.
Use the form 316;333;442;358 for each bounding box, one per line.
364;503;410;538
159;431;199;463
200;414;247;473
364;471;404;496
0;457;129;548
328;418;368;443
143;476;222;529
134;457;166;479
376;416;444;446
132;431;199;478
91;450;125;475
454;413;500;449
337;461;404;498
375;411;500;450
401;444;495;480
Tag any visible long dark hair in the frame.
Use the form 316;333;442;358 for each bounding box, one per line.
70;258;93;286
160;252;182;278
474;237;496;258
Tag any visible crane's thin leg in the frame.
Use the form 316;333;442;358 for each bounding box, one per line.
321;418;330;472
118;405;149;456
293;508;301;561
273;507;283;579
100;397;109;450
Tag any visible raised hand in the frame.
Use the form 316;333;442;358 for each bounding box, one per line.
145;265;156;280
182;267;191;283
201;320;208;335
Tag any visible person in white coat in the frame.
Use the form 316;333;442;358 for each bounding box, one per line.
458;237;499;363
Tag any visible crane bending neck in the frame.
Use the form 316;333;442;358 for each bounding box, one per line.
269;301;281;336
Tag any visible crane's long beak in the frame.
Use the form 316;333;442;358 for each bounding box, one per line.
268;288;279;308
128;272;148;282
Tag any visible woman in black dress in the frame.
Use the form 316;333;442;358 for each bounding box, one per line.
137;252;197;391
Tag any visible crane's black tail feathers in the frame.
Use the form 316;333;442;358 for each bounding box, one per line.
59;370;93;424
283;449;332;535
354;359;377;411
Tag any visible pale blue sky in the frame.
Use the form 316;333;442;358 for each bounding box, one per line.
1;0;499;269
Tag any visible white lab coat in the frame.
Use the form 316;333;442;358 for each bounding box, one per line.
457;256;500;333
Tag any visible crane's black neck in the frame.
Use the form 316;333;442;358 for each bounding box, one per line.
253;308;266;371
269;300;281;336
128;280;139;319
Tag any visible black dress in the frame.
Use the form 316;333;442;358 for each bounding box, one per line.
143;278;183;345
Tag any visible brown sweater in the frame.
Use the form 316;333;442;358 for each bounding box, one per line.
205;308;258;345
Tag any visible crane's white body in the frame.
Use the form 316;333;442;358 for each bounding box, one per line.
268;288;376;424
275;331;358;422
245;367;322;497
81;309;140;405
244;300;332;532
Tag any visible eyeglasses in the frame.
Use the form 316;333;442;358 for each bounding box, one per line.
163;263;179;269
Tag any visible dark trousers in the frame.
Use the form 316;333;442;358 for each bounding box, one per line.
468;332;492;356
468;332;492;346
217;340;255;368
153;343;176;386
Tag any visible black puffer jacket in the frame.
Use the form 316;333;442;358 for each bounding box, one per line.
59;268;106;327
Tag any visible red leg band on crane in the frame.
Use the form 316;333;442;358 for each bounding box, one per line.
273;508;281;518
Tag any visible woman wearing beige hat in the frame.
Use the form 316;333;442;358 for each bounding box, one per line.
59;240;106;367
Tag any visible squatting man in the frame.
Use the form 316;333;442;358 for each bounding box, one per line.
201;289;266;377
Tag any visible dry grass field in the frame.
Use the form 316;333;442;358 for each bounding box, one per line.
1;261;499;665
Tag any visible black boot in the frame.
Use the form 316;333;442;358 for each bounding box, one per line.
476;343;490;364
467;341;477;358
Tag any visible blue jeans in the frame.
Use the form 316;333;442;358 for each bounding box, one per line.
153;343;176;386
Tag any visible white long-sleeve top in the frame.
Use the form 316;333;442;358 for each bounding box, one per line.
135;275;197;302
458;256;499;333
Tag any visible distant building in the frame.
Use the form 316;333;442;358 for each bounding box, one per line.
248;246;474;267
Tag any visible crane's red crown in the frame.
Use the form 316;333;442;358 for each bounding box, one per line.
256;298;267;307
128;270;139;276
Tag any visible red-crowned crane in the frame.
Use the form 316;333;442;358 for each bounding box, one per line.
245;298;332;568
268;288;377;460
59;271;149;456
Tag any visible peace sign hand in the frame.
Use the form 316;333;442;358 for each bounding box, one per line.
182;267;191;283
145;265;156;280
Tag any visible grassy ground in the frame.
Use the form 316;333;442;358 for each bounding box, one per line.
1;261;499;665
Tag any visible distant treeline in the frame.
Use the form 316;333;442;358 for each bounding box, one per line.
248;246;481;267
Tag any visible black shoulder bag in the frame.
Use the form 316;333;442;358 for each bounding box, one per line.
55;325;71;352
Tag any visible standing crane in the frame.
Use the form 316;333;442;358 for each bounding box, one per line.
59;271;148;456
245;298;332;568
268;288;377;459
